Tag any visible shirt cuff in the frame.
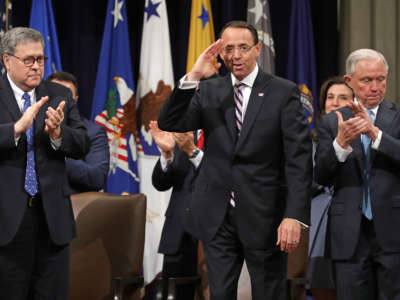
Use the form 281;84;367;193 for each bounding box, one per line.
15;135;20;146
189;150;203;169
179;74;199;90
160;154;174;172
50;137;62;150
295;219;309;229
371;130;382;150
333;139;353;162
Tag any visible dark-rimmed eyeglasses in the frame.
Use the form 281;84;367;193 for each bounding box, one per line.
7;53;48;67
222;44;256;54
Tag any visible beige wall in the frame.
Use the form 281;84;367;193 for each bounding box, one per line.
339;0;400;103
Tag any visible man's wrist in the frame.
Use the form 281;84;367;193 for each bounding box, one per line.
162;150;173;159
189;147;201;159
186;71;202;82
14;122;22;138
371;126;380;141
335;136;348;149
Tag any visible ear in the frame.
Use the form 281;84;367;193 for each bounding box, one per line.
254;42;261;57
343;74;351;84
2;54;10;71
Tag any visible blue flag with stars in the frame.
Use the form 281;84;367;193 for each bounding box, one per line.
91;0;140;194
29;0;62;79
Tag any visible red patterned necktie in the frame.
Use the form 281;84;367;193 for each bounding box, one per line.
196;130;204;149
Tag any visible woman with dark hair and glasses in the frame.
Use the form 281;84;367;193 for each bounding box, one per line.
308;76;354;300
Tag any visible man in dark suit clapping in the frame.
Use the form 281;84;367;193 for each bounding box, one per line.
150;121;201;300
315;48;400;299
0;27;89;300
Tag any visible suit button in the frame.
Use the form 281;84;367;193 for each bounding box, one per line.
185;208;190;212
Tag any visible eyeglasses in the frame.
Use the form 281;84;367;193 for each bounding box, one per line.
222;44;255;54
7;54;48;67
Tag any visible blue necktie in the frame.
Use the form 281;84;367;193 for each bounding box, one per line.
361;109;373;220
22;93;38;196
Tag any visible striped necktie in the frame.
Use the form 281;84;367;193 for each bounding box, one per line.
234;82;246;135
22;93;38;196
230;82;246;207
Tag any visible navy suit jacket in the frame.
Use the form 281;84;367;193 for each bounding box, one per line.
315;100;400;259
66;118;109;193
0;74;89;246
158;70;312;249
152;146;197;255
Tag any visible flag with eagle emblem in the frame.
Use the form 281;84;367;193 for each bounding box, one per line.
91;0;140;194
137;0;174;284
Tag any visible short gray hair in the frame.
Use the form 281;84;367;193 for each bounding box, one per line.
345;48;389;75
0;27;44;64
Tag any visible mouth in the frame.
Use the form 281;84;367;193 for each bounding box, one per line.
232;63;244;71
28;74;41;79
366;95;381;100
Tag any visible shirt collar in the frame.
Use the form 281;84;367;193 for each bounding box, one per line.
230;64;259;87
7;73;35;101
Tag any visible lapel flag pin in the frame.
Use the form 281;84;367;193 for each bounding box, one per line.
258;92;264;97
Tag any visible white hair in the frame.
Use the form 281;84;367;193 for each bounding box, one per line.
345;48;389;75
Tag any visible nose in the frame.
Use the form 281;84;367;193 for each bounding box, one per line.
31;60;40;69
333;97;339;106
370;80;378;91
232;48;242;58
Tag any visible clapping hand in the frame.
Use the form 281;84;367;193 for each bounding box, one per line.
149;120;175;158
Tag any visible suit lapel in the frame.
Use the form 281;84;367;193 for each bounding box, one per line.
0;74;22;121
220;75;237;143
371;99;395;163
235;70;271;151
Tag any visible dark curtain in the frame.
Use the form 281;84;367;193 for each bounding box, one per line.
12;0;338;119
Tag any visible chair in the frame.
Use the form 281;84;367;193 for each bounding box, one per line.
69;192;146;300
149;241;205;300
287;228;310;300
154;276;204;300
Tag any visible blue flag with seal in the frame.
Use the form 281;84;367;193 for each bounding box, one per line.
286;0;317;130
29;0;62;79
91;0;140;194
